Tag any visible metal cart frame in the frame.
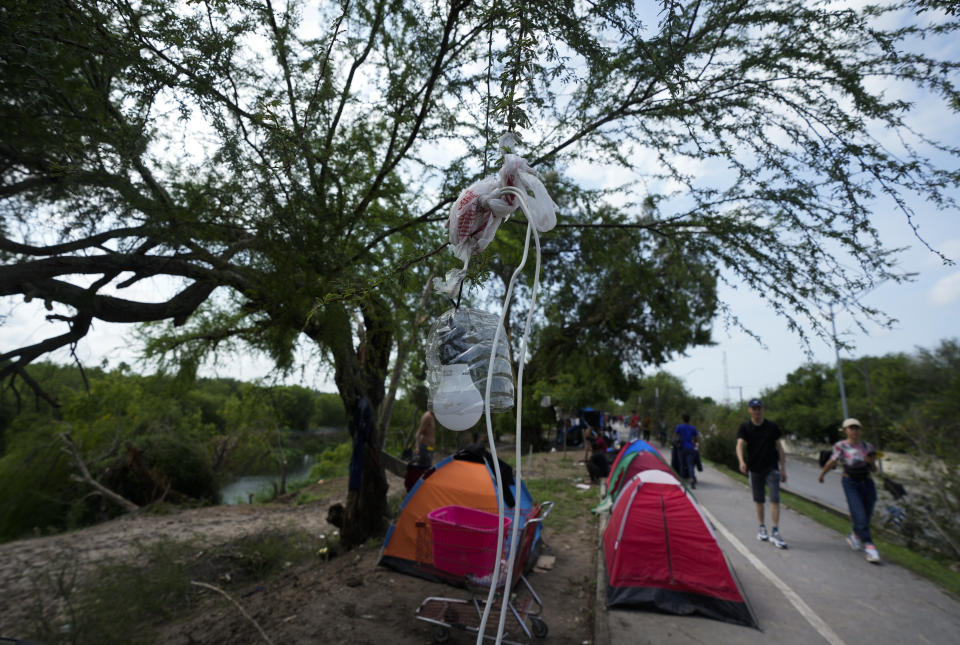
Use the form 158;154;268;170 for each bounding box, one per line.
414;501;553;644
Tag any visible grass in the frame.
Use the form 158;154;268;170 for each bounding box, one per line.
710;462;960;597
514;451;600;532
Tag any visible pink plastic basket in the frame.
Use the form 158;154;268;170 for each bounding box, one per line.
428;505;513;577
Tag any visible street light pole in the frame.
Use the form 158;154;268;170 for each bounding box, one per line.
829;303;850;419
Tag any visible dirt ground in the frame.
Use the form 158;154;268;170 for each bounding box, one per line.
1;450;599;644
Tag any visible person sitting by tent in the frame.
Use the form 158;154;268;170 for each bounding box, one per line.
602;419;617;450
586;434;610;483
415;410;436;467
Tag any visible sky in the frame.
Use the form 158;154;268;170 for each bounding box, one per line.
659;231;960;405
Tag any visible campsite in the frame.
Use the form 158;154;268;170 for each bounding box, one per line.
0;448;601;645
5;433;960;644
3;2;960;643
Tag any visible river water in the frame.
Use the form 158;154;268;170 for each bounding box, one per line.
220;455;318;505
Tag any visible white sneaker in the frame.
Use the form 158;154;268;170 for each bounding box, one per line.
846;533;862;551
770;529;788;549
757;525;769;541
864;544;881;564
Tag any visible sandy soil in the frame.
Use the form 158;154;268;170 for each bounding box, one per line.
1;452;599;644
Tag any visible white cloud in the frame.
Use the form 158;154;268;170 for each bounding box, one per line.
927;272;960;306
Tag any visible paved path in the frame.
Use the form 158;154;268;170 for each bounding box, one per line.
782;455;849;512
597;464;960;645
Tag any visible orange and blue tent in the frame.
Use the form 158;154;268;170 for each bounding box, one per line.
378;447;538;584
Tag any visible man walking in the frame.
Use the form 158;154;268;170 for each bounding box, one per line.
673;413;699;489
736;399;788;549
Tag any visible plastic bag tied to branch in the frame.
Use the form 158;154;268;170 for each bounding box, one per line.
439;145;558;298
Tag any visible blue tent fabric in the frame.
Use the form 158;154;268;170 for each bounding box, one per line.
620;439;661;458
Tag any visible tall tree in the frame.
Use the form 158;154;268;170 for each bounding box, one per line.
2;0;958;544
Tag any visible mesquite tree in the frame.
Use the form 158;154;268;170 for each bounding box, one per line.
2;0;958;544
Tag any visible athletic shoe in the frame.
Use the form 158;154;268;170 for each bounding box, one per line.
864;544;881;563
846;533;862;551
757;525;769;541
770;529;788;549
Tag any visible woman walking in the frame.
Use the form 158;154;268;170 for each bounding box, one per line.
818;418;881;563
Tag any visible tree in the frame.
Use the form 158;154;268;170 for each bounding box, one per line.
3;0;959;545
522;198;718;414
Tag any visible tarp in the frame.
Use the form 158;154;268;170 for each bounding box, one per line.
378;447;537;584
603;470;758;628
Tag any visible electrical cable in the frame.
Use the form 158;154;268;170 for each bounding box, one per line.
475;187;541;645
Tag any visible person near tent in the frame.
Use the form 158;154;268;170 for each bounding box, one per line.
629;411;640;441
641;413;653;441
673;414;700;489
583;424;599;462
415;410;436;467
817;417;881;563
736;398;788;549
586;434;610;483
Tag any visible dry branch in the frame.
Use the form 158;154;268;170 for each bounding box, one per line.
57;432;140;513
190;580;275;645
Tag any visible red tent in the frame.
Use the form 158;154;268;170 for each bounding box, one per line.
605;439;662;487
603;470;758;628
606;450;676;501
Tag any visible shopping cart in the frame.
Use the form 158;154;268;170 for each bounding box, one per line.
414;501;553;644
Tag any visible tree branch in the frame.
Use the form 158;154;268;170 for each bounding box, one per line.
58;432;140;513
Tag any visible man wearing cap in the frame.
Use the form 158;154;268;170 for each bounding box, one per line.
736;399;788;548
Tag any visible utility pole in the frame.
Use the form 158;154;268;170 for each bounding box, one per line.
723;351;730;405
829;303;849;419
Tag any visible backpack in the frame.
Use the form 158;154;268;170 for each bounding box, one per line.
818;450;832;469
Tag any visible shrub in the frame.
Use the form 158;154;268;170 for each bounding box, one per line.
308;440;353;480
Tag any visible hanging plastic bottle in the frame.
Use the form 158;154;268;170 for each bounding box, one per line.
425;307;515;431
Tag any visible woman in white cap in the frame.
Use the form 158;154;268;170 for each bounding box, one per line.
817;418;881;563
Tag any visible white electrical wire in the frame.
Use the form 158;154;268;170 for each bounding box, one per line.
476;187;542;645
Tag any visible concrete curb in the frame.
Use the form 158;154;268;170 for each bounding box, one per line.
593;482;610;645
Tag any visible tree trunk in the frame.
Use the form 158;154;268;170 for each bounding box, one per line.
312;297;394;548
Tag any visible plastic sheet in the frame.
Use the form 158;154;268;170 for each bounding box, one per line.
426;307;515;415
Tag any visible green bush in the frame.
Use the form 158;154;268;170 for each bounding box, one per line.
100;433;219;506
308;440;353;480
0;424;75;542
699;406;744;472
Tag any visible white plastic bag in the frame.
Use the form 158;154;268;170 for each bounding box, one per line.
447;153;557;262
448;177;504;261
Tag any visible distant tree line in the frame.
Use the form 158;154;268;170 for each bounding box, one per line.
0;361;350;542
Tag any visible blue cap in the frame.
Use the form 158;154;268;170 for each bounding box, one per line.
748;398;763;408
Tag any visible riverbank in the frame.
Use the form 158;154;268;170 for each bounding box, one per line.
2;450;599;644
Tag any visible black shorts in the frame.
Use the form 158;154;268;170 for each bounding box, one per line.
749;468;781;503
